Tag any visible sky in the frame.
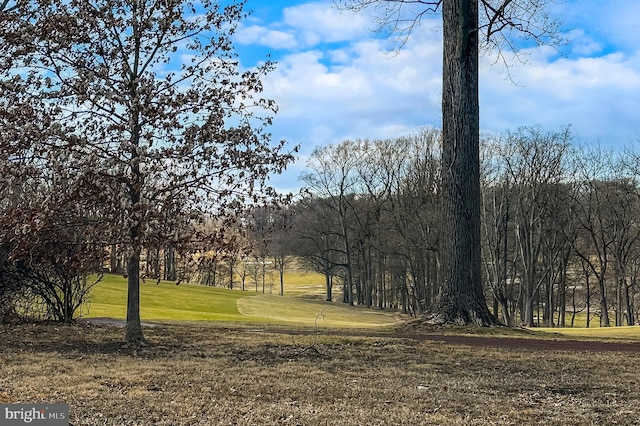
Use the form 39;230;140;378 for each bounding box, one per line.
231;1;640;193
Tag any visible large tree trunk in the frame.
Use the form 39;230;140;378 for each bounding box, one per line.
125;168;145;345
429;0;495;326
125;81;146;344
126;245;145;345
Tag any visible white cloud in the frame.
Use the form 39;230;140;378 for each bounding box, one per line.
263;27;443;151
282;1;372;46
480;47;640;142
235;24;298;49
554;0;640;55
566;29;603;57
248;0;640;191
590;2;640;53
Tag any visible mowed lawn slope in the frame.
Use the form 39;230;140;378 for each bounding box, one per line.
536;325;640;341
84;274;400;328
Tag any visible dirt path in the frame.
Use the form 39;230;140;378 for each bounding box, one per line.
256;327;640;352
80;317;640;352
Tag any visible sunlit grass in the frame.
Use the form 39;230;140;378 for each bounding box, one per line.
533;311;640;340
535;325;640;340
236;294;399;328
84;274;257;322
83;274;399;328
238;268;326;297
555;311;615;328
279;269;326;297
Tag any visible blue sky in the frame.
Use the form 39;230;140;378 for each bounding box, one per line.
232;1;640;192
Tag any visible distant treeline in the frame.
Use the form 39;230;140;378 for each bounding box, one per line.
282;126;640;327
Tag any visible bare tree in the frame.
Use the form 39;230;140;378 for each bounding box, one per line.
4;0;294;344
603;178;640;326
295;130;441;311
502;127;571;326
337;0;561;325
301;141;368;305
290;197;343;302
387;130;441;315
480;137;517;325
268;209;294;296
246;207;274;294
0;148;106;323
234;257;251;292
569;146;621;327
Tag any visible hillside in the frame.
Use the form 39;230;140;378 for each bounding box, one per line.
84;274;400;328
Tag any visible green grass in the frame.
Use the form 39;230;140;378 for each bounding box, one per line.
237;294;397;328
86;274;639;338
535;325;640;340
84;275;255;321
552;311;615;328
83;274;399;328
532;311;640;340
275;269;326;297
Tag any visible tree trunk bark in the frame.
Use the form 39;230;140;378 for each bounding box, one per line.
624;281;633;325
586;271;591;328
546;276;554;327
430;0;495;326
616;273;623;326
110;243;119;273
125;136;145;344
164;246;176;281
558;261;566;327
599;275;610;327
228;258;235;290
342;278;349;304
378;253;385;309
126;245;145;345
63;278;72;324
279;262;284;296
124;1;146;346
400;270;408;314
500;297;512;327
343;223;354;306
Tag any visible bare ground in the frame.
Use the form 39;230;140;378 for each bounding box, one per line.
1;322;640;425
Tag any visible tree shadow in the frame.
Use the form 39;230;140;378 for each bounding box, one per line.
0;322;185;359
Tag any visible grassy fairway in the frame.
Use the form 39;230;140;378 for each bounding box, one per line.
84;274;255;322
236;295;396;328
84;274;399;328
536;325;640;341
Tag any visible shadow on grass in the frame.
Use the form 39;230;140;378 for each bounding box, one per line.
0;322;186;358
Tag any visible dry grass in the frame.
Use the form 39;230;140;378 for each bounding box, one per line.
2;323;640;425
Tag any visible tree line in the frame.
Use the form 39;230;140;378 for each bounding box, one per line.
284;127;640;327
